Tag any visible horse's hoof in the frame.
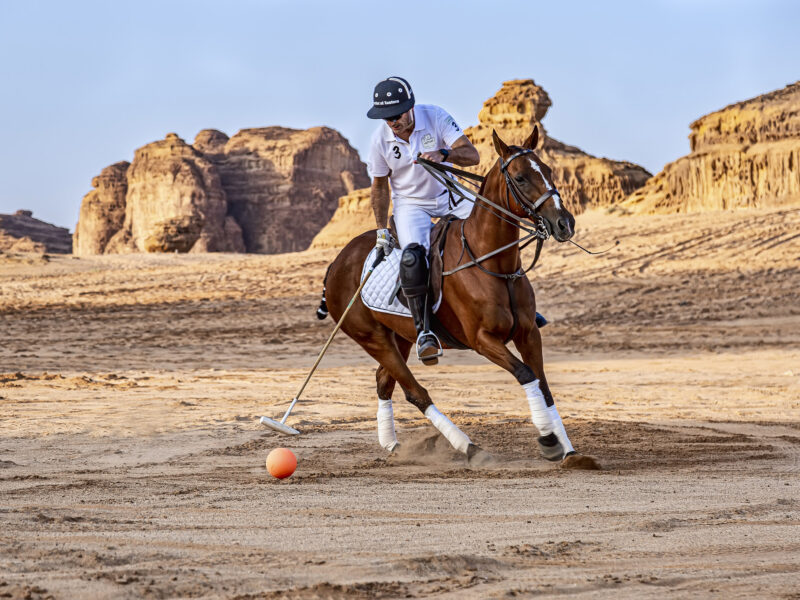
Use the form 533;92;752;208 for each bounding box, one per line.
466;443;494;466
560;452;601;470
387;442;400;454
466;443;480;459
537;433;564;462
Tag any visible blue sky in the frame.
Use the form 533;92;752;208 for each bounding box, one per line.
0;0;797;229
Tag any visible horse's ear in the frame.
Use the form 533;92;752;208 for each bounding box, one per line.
492;130;510;158
523;126;539;150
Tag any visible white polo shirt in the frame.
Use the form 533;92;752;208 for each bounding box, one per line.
366;104;464;203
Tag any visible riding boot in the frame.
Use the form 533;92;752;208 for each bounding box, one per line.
400;243;441;365
405;293;440;364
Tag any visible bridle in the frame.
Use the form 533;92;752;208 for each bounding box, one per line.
500;149;561;221
413;153;613;342
415;152;560;282
417;154;551;235
496;149;619;260
419;152;615;275
418;148;561;237
416;150;565;344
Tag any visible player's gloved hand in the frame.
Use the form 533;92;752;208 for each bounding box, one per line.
375;228;395;254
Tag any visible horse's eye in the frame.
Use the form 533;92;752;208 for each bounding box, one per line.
514;175;525;183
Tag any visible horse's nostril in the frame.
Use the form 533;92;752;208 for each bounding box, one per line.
557;218;568;232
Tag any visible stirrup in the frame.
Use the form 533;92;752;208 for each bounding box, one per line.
416;330;443;363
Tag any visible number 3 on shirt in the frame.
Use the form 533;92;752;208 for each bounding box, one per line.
392;145;401;159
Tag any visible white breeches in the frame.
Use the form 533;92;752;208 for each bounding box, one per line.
523;380;574;454
393;190;473;251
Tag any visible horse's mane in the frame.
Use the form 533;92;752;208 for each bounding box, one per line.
477;156;505;197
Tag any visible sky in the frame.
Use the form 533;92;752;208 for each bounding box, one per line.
0;0;797;229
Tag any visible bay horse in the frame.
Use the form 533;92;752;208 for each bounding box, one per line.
321;126;595;468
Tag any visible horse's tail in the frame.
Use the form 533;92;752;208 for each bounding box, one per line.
315;262;333;320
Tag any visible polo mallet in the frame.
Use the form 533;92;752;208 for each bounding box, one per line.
259;247;387;435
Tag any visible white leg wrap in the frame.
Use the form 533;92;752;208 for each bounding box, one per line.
424;404;471;454
377;398;398;452
523;380;574;454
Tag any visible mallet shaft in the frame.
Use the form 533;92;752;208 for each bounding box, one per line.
280;397;299;424
283;249;385;421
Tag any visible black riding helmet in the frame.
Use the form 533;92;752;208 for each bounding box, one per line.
367;76;415;119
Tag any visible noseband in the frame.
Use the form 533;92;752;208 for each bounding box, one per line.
500;149;560;219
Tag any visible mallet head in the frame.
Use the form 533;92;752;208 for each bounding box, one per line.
260;416;300;436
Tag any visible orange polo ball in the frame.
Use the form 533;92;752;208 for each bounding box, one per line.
266;448;297;479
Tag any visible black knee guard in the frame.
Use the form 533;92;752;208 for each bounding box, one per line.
399;244;428;298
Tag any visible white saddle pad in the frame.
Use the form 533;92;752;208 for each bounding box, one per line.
360;247;442;317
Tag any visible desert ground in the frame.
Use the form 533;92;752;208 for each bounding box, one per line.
1;207;799;599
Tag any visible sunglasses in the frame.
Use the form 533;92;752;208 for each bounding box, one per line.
384;113;405;123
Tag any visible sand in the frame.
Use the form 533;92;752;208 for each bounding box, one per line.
1;207;799;599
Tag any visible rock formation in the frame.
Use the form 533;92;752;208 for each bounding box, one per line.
623;81;800;213
212;126;368;254
101;133;244;254
311;79;652;249
75;127;367;255
0;210;72;253
193;128;229;158
73;161;129;255
464;79;652;213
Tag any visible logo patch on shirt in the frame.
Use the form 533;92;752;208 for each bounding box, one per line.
422;133;435;150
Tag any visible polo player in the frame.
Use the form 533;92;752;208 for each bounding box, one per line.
366;77;548;365
366;76;480;364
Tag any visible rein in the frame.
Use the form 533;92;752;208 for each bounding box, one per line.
417;153;555;279
416;156;542;235
446;220;544;280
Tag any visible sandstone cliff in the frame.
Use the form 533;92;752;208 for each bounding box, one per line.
80;134;244;255
623;81;800;213
464;79;652;213
0;210;72;253
73;161;129;255
311;79;651;248
75;127;367;255
212;126;368;254
121;133;242;253
193;128;229;158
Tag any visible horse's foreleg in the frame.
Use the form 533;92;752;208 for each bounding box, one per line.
512;326;575;460
361;330;473;456
374;336;412;452
474;328;574;461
